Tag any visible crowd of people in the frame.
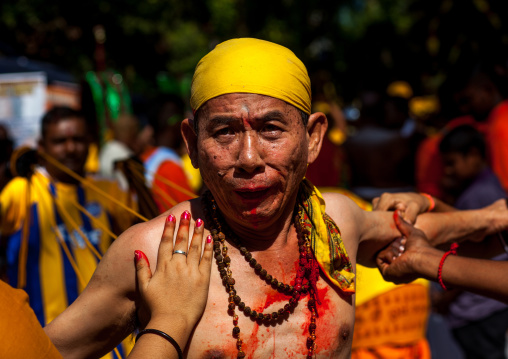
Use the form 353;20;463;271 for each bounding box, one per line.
1;37;508;359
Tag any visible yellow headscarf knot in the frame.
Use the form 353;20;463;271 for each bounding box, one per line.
190;38;312;114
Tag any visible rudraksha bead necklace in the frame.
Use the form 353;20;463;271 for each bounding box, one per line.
203;191;321;358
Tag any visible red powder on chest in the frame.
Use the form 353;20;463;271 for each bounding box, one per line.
261;291;292;310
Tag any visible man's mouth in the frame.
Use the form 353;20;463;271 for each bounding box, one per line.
234;187;271;201
63;161;80;169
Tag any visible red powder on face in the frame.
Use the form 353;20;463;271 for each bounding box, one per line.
250;208;258;228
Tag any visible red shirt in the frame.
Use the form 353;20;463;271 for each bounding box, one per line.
485;100;508;191
140;146;195;212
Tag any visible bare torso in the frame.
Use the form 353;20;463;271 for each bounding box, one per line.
46;193;369;359
188;269;354;358
171;194;358;358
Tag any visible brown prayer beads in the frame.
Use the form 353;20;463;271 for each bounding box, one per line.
203;191;320;359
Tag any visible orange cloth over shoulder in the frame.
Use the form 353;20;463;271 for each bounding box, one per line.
0;280;62;358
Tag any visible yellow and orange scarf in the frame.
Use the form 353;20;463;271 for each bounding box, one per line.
299;180;355;293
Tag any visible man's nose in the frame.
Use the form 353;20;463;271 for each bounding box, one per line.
65;139;77;153
236;132;264;173
443;165;454;176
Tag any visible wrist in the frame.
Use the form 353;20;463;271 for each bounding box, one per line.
144;316;192;352
420;193;435;212
487;207;507;235
147;314;190;332
135;329;184;359
410;246;442;281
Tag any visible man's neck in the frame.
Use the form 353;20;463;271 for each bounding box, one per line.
216;196;298;252
45;167;83;185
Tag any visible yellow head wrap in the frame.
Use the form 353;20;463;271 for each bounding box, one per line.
190;38;312;114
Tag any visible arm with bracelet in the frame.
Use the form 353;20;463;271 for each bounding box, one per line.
128;212;213;359
0;211;213;359
372;191;457;224
377;211;508;304
374;192;508;249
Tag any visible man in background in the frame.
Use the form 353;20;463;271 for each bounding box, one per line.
0;106;135;357
438;124;508;359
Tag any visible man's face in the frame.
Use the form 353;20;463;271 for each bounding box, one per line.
39;117;89;182
194;93;310;229
442;151;479;184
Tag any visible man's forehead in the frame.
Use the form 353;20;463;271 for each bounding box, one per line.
196;96;304;132
47;117;86;134
201;93;297;117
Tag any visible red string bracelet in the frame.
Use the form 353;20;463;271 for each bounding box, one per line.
420;193;435;212
438;243;459;290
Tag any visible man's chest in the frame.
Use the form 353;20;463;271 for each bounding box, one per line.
186;269;355;358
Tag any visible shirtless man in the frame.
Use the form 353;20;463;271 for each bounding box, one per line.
45;38;508;359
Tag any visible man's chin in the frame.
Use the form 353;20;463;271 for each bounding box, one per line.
234;199;284;224
49;166;83;182
232;210;273;230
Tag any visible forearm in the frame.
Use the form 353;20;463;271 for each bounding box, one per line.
415;210;496;247
128;317;192;359
44;294;136;359
412;246;508;303
357;210;400;267
431;196;456;212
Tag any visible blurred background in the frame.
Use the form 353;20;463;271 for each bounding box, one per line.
1;0;507;105
2;1;508;358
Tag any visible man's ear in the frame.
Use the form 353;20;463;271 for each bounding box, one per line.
306;112;328;165
181;118;199;169
37;138;45;154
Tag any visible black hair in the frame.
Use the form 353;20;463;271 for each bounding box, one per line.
439;125;486;159
41;106;86;139
193;107;309;133
148;94;185;133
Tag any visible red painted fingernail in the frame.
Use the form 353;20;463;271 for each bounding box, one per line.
166;214;175;222
142;251;149;266
135;250;149;266
393;210;399;222
206;235;212;243
182;210;191;220
196;218;203;227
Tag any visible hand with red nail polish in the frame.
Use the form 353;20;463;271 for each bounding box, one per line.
131;214;214;358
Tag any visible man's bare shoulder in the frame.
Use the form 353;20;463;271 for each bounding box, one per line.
114;198;201;268
321;191;366;223
318;191;368;256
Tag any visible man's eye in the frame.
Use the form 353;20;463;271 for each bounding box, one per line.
262;125;282;135
214;128;234;137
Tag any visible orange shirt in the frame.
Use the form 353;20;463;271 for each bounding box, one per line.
0;280;62;358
